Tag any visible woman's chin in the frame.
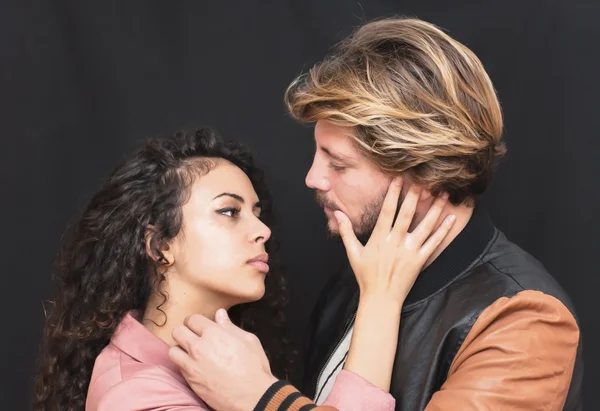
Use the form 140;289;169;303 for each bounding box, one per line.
229;283;266;305
245;285;266;302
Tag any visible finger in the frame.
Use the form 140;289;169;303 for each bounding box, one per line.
409;193;450;246
391;185;422;238
215;308;231;325
184;313;216;337
215;309;249;338
172;325;203;356
419;214;457;257
371;177;403;240
168;345;192;370
334;210;362;265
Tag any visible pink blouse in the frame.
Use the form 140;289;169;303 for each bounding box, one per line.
85;312;395;410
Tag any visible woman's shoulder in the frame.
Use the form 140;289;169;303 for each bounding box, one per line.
86;343;208;410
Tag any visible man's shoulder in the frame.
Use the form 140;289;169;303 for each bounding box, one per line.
468;230;577;312
438;233;582;407
428;229;580;333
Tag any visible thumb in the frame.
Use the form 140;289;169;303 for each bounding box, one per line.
334;210;362;265
215;308;246;337
215;308;231;325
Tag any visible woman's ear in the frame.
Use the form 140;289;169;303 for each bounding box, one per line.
145;225;174;266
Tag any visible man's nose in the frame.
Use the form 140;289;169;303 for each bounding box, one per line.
305;161;331;191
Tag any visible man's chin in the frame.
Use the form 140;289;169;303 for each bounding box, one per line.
325;217;371;245
326;217;341;236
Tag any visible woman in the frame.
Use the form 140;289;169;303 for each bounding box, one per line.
33;128;454;410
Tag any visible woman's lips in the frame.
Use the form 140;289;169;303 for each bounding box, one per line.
248;261;269;273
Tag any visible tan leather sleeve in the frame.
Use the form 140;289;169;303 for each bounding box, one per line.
426;290;580;411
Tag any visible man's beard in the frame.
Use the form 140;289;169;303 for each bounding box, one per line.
315;189;388;244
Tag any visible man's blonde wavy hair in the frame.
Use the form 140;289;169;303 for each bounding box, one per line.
285;17;506;205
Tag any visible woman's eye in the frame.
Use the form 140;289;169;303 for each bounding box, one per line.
218;207;240;217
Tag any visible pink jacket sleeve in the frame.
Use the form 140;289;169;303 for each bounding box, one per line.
321;370;395;411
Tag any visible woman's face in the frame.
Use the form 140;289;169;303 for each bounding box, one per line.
165;160;272;307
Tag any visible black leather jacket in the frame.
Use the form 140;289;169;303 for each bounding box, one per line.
302;206;584;410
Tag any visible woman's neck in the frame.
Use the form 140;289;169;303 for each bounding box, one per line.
142;278;232;347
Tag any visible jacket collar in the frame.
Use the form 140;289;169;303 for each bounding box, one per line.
111;311;182;376
403;204;497;306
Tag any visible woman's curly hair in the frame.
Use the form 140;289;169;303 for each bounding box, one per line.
33;128;295;411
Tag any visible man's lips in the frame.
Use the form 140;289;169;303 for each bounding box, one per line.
324;206;334;214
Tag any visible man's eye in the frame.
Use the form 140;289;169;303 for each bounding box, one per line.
329;163;347;172
218;207;240;217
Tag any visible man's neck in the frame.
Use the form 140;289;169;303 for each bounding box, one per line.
402;202;494;305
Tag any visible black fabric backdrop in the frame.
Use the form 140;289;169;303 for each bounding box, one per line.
2;1;598;409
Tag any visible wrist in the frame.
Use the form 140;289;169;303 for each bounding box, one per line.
358;290;405;312
237;373;279;411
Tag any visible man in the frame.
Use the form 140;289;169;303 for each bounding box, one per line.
170;17;583;410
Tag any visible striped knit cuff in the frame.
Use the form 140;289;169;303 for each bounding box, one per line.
252;380;318;411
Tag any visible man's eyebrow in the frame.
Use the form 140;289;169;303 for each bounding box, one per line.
213;193;261;208
321;146;355;164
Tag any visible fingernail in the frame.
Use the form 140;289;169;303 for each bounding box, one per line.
395;178;402;186
449;214;456;222
216;308;228;322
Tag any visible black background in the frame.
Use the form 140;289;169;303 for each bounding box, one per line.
2;1;598;409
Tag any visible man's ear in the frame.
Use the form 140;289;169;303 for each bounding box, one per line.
396;178;430;203
400;177;435;203
145;225;174;266
418;186;450;203
419;189;434;202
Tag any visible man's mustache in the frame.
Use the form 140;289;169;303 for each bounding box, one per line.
315;192;338;211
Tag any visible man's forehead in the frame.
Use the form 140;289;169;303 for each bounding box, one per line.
314;120;357;151
319;145;356;162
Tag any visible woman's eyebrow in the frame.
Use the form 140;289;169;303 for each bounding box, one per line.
213;192;244;202
214;192;261;209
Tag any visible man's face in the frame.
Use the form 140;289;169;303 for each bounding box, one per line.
306;120;394;236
